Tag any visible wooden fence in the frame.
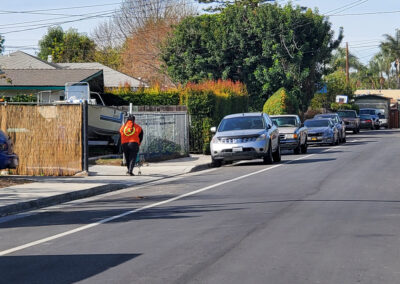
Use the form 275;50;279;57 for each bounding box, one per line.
0;104;83;176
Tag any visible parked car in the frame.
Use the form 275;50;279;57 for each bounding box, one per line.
359;114;374;129
0;130;18;170
304;118;339;146
314;113;346;143
270;115;308;154
210;113;281;166
337;110;360;134
376;108;388;128
359;108;380;129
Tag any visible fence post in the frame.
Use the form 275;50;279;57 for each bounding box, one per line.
82;101;89;172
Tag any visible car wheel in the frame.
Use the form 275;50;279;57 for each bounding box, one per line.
273;144;281;163
211;158;222;167
263;142;273;164
301;142;308;154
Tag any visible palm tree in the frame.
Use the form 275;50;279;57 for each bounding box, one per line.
330;47;364;72
380;29;400;88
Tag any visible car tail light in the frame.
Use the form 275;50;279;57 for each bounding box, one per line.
366;119;372;123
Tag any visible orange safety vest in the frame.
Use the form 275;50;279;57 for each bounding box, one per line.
120;121;142;145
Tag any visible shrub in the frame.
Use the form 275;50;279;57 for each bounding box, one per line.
110;85;180;105
330;102;359;112
262;88;299;115
180;80;249;154
310;92;330;110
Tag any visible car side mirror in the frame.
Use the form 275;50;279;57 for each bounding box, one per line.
210;127;216;133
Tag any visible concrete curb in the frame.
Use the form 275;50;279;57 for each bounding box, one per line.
0;183;127;217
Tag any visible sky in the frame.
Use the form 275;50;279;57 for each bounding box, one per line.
0;0;399;65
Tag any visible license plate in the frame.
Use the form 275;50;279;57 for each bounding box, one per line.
232;147;243;152
312;137;317;141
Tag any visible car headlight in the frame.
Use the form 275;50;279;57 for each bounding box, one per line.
211;136;220;144
285;133;298;139
256;134;267;141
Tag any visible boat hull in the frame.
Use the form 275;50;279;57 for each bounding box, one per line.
88;105;124;139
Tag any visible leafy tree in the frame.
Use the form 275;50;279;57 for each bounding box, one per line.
198;0;273;11
38;27;95;63
162;4;342;111
310;69;353;110
380;29;400;88
93;0;195;85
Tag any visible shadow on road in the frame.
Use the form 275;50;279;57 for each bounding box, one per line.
0;254;140;284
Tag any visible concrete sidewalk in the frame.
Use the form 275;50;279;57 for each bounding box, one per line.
0;154;211;217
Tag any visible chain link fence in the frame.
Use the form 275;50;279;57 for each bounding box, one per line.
133;112;189;161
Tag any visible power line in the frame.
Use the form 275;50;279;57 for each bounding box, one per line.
329;10;400;17
0;2;122;15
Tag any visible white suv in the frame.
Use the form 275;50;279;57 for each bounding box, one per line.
210;113;281;167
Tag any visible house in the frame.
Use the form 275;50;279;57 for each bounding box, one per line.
355;89;400;104
58;63;146;90
0;69;103;102
0;51;146;92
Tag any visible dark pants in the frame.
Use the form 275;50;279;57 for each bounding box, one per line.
122;142;139;174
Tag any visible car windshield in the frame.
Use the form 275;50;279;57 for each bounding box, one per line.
337;111;356;118
316;115;337;122
360;109;376;115
218;116;265;132
360;114;372;119
271;117;297;127
304;120;330;128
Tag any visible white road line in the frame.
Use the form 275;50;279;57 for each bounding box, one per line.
0;141;355;256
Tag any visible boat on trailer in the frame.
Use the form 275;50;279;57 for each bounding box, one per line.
64;82;125;143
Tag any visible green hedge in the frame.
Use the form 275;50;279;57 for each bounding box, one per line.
262;88;299;115
116;88;180;105
181;89;248;154
330;102;359;112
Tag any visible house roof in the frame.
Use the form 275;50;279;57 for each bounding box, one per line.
0;51;146;89
355;89;399;101
58;62;146;88
0;51;59;70
0;69;102;87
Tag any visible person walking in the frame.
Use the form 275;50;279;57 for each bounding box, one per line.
119;115;143;176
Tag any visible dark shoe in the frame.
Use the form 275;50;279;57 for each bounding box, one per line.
129;172;134;176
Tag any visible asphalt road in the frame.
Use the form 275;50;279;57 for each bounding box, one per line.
1;129;400;284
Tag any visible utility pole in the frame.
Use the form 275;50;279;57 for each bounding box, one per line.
346;42;349;85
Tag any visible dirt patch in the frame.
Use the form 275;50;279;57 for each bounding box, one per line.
90;158;123;166
0;177;33;188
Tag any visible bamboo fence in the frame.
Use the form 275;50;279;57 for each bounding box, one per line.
0;104;83;176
